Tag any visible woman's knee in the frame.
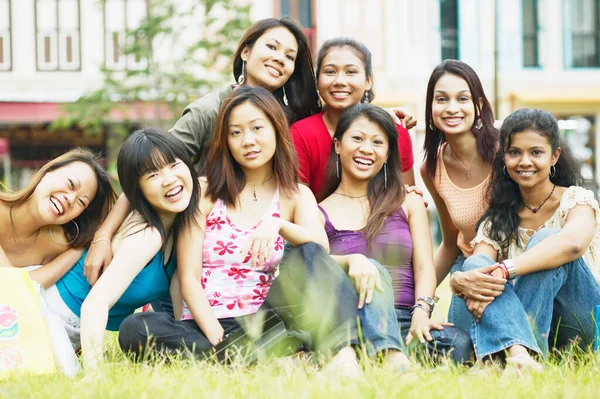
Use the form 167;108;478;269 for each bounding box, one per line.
461;254;496;272
118;312;161;353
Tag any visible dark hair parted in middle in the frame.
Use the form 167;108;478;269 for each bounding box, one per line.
322;103;405;247
316;37;374;103
232;17;320;124
478;108;583;253
205;86;299;206
117;127;200;245
422;59;498;177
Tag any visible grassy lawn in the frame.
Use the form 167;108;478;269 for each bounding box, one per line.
2;283;600;398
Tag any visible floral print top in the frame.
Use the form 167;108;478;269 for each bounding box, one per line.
472;186;600;281
181;189;285;319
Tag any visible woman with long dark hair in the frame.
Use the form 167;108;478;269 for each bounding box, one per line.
461;108;600;369
320;103;472;364
420;60;506;330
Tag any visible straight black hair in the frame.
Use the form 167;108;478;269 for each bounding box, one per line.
117;127;200;246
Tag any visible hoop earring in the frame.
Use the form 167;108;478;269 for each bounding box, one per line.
503;165;509;178
49;220;80;246
282;85;289;106
237;62;246;85
384;162;388;189
475;118;483;130
550;165;556;178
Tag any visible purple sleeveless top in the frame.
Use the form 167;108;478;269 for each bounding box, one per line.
319;206;415;307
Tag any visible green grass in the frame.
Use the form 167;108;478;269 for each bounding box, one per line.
2;286;600;398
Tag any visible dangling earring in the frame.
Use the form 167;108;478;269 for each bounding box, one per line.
362;91;370;103
550;165;556;178
238;62;246;85
336;155;340;179
503;165;509;178
384;162;388;189
475;118;483;130
282;85;289;106
49;220;80;246
429;119;435;130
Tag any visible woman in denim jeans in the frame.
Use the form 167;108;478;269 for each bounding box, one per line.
457;108;600;370
319;103;473;365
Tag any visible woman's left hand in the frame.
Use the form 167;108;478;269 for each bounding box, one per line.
240;217;282;268
406;313;454;345
466;298;492;321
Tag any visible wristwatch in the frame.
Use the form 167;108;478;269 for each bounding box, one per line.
501;259;517;280
417;295;438;311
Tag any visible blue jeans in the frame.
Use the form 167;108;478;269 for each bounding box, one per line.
463;228;600;358
357;260;403;357
396;306;473;363
448;255;472;332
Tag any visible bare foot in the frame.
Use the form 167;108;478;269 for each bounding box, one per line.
384;350;413;374
319;347;362;379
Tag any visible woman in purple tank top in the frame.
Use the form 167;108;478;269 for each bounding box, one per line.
319;103;473;363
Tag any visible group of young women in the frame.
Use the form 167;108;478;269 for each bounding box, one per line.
2;17;599;376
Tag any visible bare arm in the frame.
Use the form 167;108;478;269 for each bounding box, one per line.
286;185;329;250
84;193;131;285
401;168;416;187
80;227;161;373
420;164;461;283
29;248;84;288
178;206;224;346
512;205;595;275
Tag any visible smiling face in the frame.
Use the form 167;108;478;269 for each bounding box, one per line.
318;46;372;111
32;161;98;224
242;26;298;92
138;156;194;218
503;129;561;189
431;73;476;136
335;117;389;182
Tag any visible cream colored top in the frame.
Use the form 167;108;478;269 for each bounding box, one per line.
472;186;600;281
433;143;492;257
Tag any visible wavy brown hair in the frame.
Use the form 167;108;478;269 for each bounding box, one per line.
205;86;299;206
423;60;498;177
322;104;405;247
0;148;116;248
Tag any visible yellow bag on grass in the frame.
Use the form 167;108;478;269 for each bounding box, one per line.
0;268;56;378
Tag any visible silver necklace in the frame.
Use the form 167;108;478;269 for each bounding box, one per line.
450;148;476;178
252;175;274;205
332;192;368;220
9;206;40;255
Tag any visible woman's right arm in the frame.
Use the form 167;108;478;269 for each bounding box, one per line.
420;164;461;283
178;202;223;346
83;193;131;285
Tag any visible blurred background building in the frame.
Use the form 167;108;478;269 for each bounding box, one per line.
1;0;599;192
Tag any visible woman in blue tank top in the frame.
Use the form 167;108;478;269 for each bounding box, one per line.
43;128;200;374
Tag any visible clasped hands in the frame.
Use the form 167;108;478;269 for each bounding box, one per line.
451;264;507;321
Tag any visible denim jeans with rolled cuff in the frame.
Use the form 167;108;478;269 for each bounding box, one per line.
355;259;404;358
463;228;600;358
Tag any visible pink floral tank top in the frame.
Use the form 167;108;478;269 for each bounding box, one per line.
181;189;285;319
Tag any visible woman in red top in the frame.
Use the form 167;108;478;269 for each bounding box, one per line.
290;37;415;201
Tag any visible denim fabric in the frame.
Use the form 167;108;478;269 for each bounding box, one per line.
466;228;600;358
149;296;174;317
447;255;475;332
461;253;541;358
356;260;403;357
396;307;473;364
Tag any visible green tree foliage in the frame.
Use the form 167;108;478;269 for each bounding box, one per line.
52;0;252;136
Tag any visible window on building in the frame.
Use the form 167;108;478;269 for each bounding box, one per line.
522;0;539;67
571;0;599;67
35;0;81;71
278;0;315;54
103;0;148;71
0;0;11;71
440;0;459;60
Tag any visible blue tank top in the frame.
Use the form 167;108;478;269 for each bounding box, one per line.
56;247;176;331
